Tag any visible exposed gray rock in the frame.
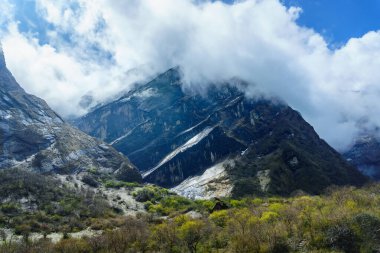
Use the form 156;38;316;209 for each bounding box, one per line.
0;50;141;181
344;135;380;180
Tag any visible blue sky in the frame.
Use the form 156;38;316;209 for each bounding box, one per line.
11;0;69;44
281;0;380;47
222;0;380;47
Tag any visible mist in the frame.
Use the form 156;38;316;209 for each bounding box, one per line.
1;0;380;151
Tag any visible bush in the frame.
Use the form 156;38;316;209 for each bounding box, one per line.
325;223;359;253
0;203;20;215
115;164;143;183
209;210;229;227
353;213;380;251
81;174;99;188
134;188;157;202
179;219;210;253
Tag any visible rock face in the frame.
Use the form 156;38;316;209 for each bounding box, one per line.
344;135;380;180
0;49;141;181
74;68;367;197
171;159;234;199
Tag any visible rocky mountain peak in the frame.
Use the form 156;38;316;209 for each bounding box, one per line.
74;67;367;197
0;48;141;182
0;43;5;69
0;47;24;93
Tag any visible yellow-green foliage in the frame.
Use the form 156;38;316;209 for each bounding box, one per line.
229;198;247;208
251;197;264;206
194;199;215;212
2;184;380;252
260;211;279;222
133;185;172;202
134;185;200;216
209;210;228;227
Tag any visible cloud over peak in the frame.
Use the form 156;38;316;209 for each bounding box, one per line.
1;0;380;150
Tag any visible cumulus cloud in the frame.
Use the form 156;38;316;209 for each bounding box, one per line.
1;0;380;151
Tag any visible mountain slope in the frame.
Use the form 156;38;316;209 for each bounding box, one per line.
74;68;367;197
344;135;380;180
0;49;141;182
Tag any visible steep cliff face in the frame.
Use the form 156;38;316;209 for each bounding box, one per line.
0;49;141;182
74;68;367;197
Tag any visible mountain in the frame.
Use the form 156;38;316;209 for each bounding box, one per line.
0;48;141;182
344;135;380;180
74;68;367;198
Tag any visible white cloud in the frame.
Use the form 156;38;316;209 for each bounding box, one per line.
1;0;380;150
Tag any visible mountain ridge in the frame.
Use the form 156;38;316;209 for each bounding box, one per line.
74;67;367;197
0;50;141;182
344;135;380;180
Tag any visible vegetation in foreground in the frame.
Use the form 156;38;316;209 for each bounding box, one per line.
0;169;128;236
1;182;380;253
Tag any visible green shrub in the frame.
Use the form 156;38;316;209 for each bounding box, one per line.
325;223;359;253
0;203;20;214
104;180;140;189
81;175;99;188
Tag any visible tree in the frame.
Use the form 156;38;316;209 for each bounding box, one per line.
228;208;262;253
151;221;181;253
179;219;209;253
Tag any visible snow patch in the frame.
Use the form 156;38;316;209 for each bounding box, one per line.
110;130;133;145
134;88;157;98
225;95;244;109
143;126;215;178
110;120;150;145
119;88;157;103
177;116;211;136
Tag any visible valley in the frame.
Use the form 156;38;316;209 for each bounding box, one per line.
0;34;379;252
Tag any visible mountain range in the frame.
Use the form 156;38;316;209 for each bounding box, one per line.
73;67;367;198
0;46;373;199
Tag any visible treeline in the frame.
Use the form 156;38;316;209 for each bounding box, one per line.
1;184;380;252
